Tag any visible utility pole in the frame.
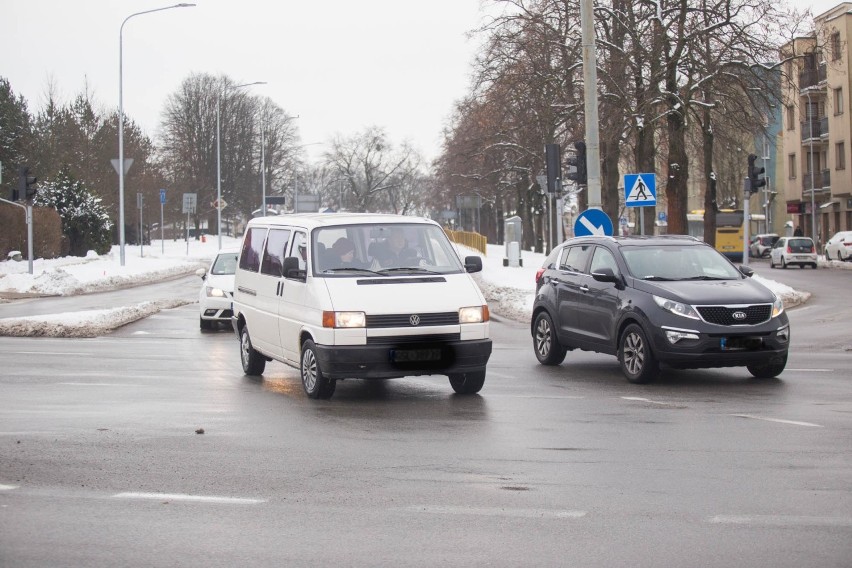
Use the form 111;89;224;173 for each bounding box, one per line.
580;0;602;209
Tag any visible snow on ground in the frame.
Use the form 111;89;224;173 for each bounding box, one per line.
0;236;814;337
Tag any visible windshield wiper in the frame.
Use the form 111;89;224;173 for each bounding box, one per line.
322;267;386;276
378;267;442;275
679;275;730;281
642;275;676;281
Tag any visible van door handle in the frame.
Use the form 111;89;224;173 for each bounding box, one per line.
237;286;256;297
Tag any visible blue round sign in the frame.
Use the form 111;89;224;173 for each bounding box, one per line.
574;208;614;237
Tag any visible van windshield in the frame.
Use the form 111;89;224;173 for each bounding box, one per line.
312;223;466;276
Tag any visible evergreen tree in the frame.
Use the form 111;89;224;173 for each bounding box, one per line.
34;165;113;256
0;77;33;199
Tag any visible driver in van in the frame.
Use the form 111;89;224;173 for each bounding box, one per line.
372;228;418;267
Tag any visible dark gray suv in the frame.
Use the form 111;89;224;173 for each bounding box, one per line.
531;235;790;383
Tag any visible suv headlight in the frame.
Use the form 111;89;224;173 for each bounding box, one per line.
771;294;784;318
653;295;700;320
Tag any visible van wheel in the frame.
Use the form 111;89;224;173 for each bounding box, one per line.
240;326;265;375
618;324;658;384
301;340;336;399
448;371;485;394
747;354;787;379
533;312;567;365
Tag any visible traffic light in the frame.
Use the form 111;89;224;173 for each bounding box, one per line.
565;141;587;185
18;167;37;200
747;154;765;195
544;143;561;192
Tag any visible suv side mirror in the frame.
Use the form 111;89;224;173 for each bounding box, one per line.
591;267;621;286
738;265;754;278
464;256;483;273
283;256;306;281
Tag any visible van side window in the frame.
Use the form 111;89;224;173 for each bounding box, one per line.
290;231;308;271
239;227;266;272
261;229;291;277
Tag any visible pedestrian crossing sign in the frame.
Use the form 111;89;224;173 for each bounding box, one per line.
624;173;656;207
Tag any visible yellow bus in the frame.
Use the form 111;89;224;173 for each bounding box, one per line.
687;209;763;262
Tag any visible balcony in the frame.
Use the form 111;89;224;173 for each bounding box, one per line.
799;63;827;90
802;169;831;192
801;118;827;141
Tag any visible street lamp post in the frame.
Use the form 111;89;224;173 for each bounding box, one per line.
216;81;265;247
805;90;817;243
119;3;195;266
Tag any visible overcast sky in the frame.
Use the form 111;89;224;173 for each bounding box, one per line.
2;0;489;163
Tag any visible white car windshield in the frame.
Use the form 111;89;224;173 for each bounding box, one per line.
211;252;238;275
621;245;741;281
312;223;465;276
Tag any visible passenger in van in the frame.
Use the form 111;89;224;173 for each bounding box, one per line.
372;228;418;267
331;237;365;268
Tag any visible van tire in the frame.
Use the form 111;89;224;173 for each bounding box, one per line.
240;326;266;375
301;340;336;399
448;371;485;394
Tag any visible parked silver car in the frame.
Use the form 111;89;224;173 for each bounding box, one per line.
769;236;818;269
749;233;779;258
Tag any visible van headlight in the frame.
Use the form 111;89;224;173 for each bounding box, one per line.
205;286;226;298
322;311;366;328
459;305;489;324
653;295;699;320
771;295;784;318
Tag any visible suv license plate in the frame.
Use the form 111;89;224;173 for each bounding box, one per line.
391;348;442;362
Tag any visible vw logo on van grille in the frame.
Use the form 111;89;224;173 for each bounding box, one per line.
732;311;747;320
409;314;421;326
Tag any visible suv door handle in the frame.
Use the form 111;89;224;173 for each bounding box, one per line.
579;285;590;293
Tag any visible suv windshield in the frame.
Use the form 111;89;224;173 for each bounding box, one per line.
621;245;741;281
312;223;465;276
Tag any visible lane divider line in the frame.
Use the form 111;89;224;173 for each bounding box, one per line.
0;484;20;491
730;414;823;428
709;514;852;527
405;505;587;519
113;492;265;505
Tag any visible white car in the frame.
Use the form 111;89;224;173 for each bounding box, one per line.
748;233;779;258
769;236;818;269
823;230;852;262
197;248;239;330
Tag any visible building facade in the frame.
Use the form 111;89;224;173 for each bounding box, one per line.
780;2;852;245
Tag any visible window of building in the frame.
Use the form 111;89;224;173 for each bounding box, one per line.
836;142;846;170
831;32;841;61
788;154;797;179
786;105;795;130
834;87;844;115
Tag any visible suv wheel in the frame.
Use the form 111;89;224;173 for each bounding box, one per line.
448;371;486;394
301;340;336;399
240;325;266;376
618;323;658;384
747;354;787;379
533;312;567;365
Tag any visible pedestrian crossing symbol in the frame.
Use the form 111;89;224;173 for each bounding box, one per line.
624;173;656;207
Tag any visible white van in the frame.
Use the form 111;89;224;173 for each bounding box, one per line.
232;213;492;399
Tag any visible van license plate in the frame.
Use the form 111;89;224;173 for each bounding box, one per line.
391;348;442;362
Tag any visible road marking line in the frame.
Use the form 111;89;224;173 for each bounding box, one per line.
406;506;587;519
709;515;852;527
785;368;833;372
58;383;140;387
621;396;679;406
0;484;19;491
730;414;823;428
113;492;265;505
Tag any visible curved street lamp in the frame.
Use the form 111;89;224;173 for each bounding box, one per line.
216;81;266;248
118;3;195;266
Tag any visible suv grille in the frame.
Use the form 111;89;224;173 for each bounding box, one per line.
366;312;459;328
696;304;772;326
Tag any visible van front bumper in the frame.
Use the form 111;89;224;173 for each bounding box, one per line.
314;339;492;380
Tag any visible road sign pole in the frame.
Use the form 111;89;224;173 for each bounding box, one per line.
160;202;164;254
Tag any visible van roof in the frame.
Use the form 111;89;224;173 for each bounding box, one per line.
244;213;437;230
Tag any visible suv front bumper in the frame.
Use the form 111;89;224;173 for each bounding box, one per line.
649;324;789;369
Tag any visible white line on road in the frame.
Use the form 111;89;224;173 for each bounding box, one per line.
0;484;19;491
730;414;823;428
58;383;141;387
709;515;852;527
406;505;587;519
785;368;834;372
621;396;680;406
113;492;266;505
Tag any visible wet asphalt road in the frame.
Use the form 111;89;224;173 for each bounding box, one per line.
0;263;850;567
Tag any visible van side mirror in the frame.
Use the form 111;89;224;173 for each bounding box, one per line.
464;256;483;273
283;256;306;281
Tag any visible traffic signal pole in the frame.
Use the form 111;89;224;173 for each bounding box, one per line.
580;0;602;208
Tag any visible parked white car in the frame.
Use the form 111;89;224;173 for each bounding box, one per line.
197;248;239;330
749;233;779;258
769;236;818;269
823;230;852;262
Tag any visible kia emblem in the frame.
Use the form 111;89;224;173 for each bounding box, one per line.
732;311;747;320
409;314;421;326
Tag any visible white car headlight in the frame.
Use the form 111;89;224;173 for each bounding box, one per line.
771;294;784;318
653;295;700;320
206;286;226;298
459;305;489;324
